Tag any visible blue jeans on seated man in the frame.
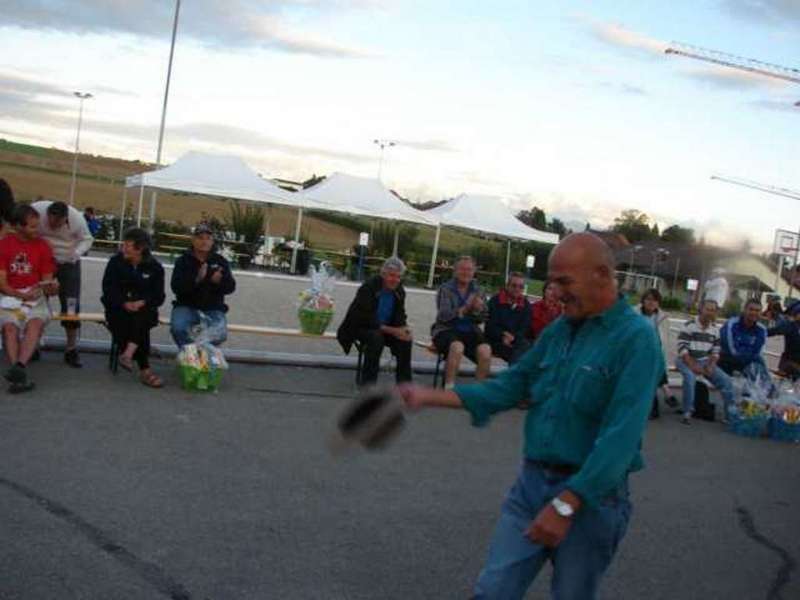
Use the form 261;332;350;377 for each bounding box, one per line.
473;460;631;600
170;306;227;348
675;356;735;418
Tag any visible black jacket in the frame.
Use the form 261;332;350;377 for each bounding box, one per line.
101;252;165;325
171;250;236;312
485;292;532;345
337;275;407;354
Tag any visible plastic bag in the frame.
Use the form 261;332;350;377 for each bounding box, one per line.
177;316;229;391
297;261;336;335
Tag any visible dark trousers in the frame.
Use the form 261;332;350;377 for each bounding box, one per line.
106;310;155;370
358;329;412;385
56;261;81;331
489;336;531;364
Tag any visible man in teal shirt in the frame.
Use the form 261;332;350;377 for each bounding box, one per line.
400;233;661;599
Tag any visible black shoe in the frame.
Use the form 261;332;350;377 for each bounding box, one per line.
681;415;691;425
64;349;82;369
4;364;25;384
8;380;35;394
665;395;679;409
30;349;41;362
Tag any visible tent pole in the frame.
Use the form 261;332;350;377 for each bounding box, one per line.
505;240;511;282
119;185;128;242
392;224;400;257
427;225;441;288
136;183;145;227
290;208;303;274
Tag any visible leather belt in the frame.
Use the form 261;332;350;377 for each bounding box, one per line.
529;459;579;476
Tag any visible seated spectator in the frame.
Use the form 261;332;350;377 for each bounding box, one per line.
528;280;562;340
768;302;800;381
676;299;734;425
0;204;59;393
485;272;531;364
762;296;785;328
32;199;94;368
635;288;677;418
170;223;236;348
0;178;15;239
337;257;412;385
101;228;165;388
83;206;101;237
719;298;772;385
431;256;491;388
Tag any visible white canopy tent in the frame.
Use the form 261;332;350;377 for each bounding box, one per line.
424;194;560;286
299;172;439;256
124;151;325;271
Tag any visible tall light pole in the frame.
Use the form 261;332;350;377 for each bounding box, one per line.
68;91;93;205
148;0;181;230
373;139;396;181
650;248;669;288
627;244;643;291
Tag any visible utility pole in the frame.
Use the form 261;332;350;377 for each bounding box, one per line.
373;139;396;182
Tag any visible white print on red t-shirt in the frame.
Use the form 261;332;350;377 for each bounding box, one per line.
9;252;33;276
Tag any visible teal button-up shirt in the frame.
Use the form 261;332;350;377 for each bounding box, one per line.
454;296;661;508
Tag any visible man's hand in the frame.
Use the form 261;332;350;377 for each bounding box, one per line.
395;326;412;342
525;491;581;548
209;267;223;285
470;295;485;312
41;280;59;296
21;287;42;301
196;263;208;283
501;331;514;346
396;383;429;411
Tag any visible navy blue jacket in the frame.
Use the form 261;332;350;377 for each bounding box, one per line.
485;291;532;345
171;250;236;312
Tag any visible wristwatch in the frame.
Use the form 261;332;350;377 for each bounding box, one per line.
551;496;575;518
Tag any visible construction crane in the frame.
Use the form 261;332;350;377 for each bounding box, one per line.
665;42;800;106
710;175;800;200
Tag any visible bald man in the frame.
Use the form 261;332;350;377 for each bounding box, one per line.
399;233;662;600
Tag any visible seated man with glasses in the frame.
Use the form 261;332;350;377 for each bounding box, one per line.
486;272;532;364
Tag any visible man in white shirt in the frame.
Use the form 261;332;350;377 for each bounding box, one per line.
31;200;94;367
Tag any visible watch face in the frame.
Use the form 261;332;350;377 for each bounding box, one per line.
553;498;574;517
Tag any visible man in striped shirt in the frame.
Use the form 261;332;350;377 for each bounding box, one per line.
676;299;734;425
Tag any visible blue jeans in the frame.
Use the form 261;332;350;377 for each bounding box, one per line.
675;357;734;417
473;461;631;600
170;307;227;348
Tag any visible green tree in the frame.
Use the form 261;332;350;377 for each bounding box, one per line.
612;209;655;243
517;207;548;231
660;224;695;245
548;218;568;239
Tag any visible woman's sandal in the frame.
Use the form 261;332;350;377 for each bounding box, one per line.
140;371;163;388
118;355;134;372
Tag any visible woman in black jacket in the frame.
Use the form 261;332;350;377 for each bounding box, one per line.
101;228;166;387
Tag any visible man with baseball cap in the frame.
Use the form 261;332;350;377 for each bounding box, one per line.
32;199;94;368
169;223;236;348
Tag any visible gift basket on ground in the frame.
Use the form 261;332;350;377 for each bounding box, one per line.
297;262;336;335
767;382;800;443
177;316;229;392
728;371;771;438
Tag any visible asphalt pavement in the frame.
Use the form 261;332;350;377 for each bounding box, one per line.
1;353;798;600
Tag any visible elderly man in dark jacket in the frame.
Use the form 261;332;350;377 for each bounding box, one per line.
170;223;236;348
486;272;532;364
337;257;412;385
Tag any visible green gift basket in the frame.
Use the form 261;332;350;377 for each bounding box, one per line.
298;307;334;335
179;364;224;392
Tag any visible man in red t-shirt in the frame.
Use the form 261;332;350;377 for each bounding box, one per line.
0;204;58;393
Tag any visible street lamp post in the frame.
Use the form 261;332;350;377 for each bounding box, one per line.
148;0;181;230
373;139;396;182
68;91;93;205
628;244;643;291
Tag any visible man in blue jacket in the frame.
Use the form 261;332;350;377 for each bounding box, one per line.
719;298;771;386
485;272;531;364
170;224;236;348
399;233;661;600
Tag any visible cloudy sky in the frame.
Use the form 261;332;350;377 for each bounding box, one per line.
1;0;798;250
